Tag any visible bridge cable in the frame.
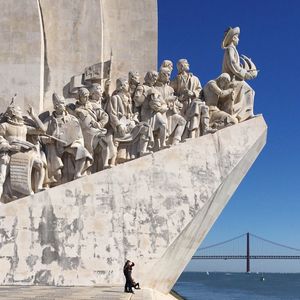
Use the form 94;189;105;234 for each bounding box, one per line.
197;233;246;252
250;233;300;252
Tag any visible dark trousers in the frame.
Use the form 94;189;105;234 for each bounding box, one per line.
124;277;133;292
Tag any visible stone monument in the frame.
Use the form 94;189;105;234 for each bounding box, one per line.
0;2;267;299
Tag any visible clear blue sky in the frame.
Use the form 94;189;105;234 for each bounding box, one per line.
158;0;300;272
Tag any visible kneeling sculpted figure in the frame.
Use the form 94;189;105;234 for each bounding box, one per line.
0;104;46;201
203;73;238;129
43;94;92;185
107;78;151;164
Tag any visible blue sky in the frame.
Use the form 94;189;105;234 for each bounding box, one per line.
158;0;300;272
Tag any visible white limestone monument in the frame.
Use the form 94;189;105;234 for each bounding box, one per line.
0;1;267;298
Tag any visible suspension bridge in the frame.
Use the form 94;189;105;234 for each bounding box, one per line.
192;233;300;272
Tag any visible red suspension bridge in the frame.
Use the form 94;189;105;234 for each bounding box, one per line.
192;233;300;272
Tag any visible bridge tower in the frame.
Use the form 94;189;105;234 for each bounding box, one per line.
246;232;250;273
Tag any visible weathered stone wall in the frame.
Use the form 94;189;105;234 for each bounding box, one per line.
0;117;267;292
0;0;157;112
0;0;44;111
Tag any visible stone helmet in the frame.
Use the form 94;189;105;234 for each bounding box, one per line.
5;104;23;121
52;93;65;108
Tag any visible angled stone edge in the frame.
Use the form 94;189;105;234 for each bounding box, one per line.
145;117;267;293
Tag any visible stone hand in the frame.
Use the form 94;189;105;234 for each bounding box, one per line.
27;105;35;117
245;72;254;80
224;88;234;96
117;124;126;137
184;89;194;98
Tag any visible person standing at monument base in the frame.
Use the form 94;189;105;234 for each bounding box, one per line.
123;260;140;294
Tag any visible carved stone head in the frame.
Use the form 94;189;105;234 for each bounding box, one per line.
160;60;173;73
158;67;171;84
222;27;240;48
52;93;66;115
116;78;129;93
217;73;231;89
144;71;158;87
177;59;189;73
128;71;140;86
5;105;23;122
89;83;103;101
78;87;90;105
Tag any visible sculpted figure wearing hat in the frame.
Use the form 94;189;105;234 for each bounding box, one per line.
222;27;258;122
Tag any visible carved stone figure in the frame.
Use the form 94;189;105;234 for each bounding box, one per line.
128;71;141;99
0;104;46;202
148;91;169;150
154;68;186;146
43;94;92;185
107;78;151;164
128;71;142;115
75;87;115;171
133;71;158;125
203;73;238;129
160;60;173;73
171;59;213;137
222;27;257;121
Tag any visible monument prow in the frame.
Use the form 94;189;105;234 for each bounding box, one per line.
0;116;267;293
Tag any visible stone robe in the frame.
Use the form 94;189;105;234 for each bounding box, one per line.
43;112;92;183
0;121;45;199
75;101;115;171
222;45;254;121
171;73;204;132
107;92;150;161
154;82;186;140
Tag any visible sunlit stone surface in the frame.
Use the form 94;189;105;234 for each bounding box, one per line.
0;116;267;294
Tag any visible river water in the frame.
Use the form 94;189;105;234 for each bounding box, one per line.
173;272;300;299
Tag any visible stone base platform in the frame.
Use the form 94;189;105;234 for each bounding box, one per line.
0;286;181;300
